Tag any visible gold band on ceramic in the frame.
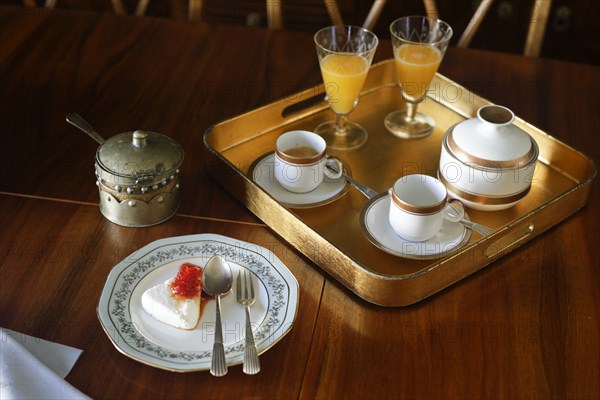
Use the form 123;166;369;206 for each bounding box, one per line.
275;149;324;165
391;191;446;215
446;128;537;169
438;172;531;205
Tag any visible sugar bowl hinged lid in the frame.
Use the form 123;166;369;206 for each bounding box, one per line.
438;105;539;211
67;113;184;227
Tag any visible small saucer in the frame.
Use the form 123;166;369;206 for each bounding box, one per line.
360;193;472;260
249;152;350;208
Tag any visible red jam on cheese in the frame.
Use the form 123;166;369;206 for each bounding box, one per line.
170;263;203;298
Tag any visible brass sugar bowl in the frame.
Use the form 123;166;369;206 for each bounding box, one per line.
67;113;183;227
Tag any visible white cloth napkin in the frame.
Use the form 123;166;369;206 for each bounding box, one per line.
1;328;90;399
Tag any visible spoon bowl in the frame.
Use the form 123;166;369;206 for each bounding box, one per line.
202;255;233;296
445;200;466;223
445;200;494;236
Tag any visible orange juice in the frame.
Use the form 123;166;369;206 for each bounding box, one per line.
320;53;369;114
394;44;441;102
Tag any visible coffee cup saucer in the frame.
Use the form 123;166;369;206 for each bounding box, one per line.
359;192;472;259
249;152;350;208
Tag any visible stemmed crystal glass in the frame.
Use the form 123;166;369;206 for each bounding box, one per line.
385;16;453;139
314;25;379;150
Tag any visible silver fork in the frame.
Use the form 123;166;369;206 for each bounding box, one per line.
236;270;261;374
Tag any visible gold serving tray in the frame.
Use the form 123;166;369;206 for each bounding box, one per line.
204;59;596;306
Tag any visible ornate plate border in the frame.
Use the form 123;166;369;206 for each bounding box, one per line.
97;233;299;372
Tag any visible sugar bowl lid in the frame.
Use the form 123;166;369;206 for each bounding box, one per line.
445;105;538;169
96;130;184;180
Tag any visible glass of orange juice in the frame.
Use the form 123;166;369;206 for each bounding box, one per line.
385;16;453;139
314;26;378;150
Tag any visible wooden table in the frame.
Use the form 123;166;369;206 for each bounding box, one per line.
1;5;598;399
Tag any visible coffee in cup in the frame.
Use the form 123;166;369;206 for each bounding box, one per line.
274;130;343;193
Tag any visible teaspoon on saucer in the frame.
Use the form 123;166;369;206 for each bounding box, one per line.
325;164;378;199
444;201;494;236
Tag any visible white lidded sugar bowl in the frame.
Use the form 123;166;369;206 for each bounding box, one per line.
438;105;538;211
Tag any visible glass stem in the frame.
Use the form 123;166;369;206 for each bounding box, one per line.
405;102;418;123
335;113;348;135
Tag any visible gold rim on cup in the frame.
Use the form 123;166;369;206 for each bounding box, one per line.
390;190;447;215
274;148;325;165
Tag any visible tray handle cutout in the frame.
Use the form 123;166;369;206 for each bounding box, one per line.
281;92;326;118
484;223;535;259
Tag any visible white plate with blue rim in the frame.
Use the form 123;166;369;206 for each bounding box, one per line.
97;233;299;372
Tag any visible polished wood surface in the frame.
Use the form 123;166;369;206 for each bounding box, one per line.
1;5;598;399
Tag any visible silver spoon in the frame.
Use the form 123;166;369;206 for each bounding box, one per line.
202;255;233;377
65;113;106;145
445;200;494;236
325;164;378;199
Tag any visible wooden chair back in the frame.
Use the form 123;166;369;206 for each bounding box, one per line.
185;0;341;29
360;0;551;58
23;0;126;14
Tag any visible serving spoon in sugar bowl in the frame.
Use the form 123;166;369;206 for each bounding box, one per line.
202;255;234;377
66;112;106;144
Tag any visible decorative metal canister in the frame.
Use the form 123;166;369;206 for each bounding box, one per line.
67;114;183;227
95;130;183;226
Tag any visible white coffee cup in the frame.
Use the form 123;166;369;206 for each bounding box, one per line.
388;174;464;242
274;130;343;193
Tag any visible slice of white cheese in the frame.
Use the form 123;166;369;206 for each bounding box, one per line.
141;278;201;330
